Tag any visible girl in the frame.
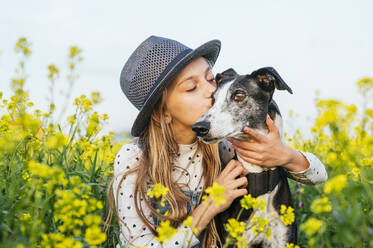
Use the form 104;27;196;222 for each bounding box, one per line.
105;36;327;248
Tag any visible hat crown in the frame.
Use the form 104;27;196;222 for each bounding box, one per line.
120;35;190;110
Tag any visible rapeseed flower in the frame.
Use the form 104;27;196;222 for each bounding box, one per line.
147;183;169;207
202;182;226;207
323;174;347;194
280;205;295;226
286;243;300;248
155;220;177;244
250;213;270;237
240;194;266;212
226;218;246;239
311;197;332;214
300;217;325;237
85;225;107;246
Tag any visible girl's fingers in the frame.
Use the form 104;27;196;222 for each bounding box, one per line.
230;176;248;189
227;165;246;180
236;151;263;165
221;159;242;176
234;146;262;160
232;188;248;198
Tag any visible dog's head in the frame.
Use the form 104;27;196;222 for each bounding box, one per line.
192;67;292;143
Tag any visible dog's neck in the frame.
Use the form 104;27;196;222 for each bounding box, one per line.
237;155;266;173
235;128;269;173
234;117;284;173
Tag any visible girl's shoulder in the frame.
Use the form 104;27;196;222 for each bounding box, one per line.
117;137;143;156
114;137;143;175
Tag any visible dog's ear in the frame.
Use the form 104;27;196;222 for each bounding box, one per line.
215;68;239;85
251;67;293;94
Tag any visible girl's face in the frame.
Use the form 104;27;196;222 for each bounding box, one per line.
165;56;217;140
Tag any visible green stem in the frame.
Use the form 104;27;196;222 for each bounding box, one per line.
236;208;244;221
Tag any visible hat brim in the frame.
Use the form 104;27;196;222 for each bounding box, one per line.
130;39;221;137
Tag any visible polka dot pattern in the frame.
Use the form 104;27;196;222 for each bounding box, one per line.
113;138;203;247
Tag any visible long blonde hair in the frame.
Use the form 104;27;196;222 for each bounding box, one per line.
105;78;222;248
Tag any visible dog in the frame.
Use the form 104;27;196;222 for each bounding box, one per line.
192;67;297;248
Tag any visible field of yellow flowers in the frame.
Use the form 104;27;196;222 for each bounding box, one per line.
0;38;372;248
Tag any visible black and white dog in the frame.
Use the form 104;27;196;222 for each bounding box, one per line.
192;67;297;248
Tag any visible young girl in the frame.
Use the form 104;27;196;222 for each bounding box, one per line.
105;36;327;248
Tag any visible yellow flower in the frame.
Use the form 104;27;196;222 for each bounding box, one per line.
226;218;246;239
182;216;198;235
202;182;226;207
147;183;169;208
73;94;92;113
69;46;82;59
155;220;177;244
356;77;373;94
324;174;347;194
147;183;169;199
20;213;31;223
280;205;295;226
14;37;32;56
183;216;193;227
73;229;82;236
300;217;324;237
311;197;332;214
351;167;360;181
96;201;103;209
286;243;300;248
83;214;101;226
22;171;30;181
250;214;270;236
91;91;103;104
361;157;372;167
45;132;68;149
84;226;107;245
67;114;77;126
86;111;102;137
47;64;59;80
240;194;266;212
236;235;248;248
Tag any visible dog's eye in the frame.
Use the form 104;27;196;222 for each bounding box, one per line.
233;91;246;101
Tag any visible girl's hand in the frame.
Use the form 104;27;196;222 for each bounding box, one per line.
209;159;249;215
227;114;309;172
227;114;292;168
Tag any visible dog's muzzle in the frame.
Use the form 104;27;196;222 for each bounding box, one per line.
192;121;210;137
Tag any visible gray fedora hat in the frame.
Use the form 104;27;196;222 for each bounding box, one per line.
120;35;221;137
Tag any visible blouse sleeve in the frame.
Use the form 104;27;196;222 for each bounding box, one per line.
284;150;328;185
113;141;200;248
218;139;328;185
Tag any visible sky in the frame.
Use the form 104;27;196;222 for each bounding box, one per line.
1;0;372;139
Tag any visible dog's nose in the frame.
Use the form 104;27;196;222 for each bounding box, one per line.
192;121;210;137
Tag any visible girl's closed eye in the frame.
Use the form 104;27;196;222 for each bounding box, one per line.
186;81;197;92
187;86;196;92
187;74;215;92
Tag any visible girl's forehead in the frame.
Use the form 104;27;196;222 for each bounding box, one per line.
174;58;212;83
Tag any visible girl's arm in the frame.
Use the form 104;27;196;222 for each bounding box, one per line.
280;148;328;185
221;115;328;186
113;142;200;248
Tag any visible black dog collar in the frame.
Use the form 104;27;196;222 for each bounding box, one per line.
246;168;282;197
